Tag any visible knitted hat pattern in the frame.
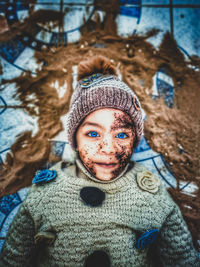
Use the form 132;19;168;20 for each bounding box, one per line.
67;56;143;150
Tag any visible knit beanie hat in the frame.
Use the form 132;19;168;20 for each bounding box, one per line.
67;56;143;150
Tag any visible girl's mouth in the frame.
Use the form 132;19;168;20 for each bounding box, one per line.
95;162;117;169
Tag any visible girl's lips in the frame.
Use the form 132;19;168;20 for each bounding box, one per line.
95;162;117;169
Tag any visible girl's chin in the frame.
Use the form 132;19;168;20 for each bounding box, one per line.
94;170;117;181
94;164;119;181
95;175;114;181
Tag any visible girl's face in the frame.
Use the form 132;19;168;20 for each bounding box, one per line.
76;108;135;181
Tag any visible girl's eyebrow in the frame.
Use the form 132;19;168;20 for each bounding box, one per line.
81;122;104;129
111;123;133;130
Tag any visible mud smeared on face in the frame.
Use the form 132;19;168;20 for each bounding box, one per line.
76;108;135;181
111;112;134;130
78;148;97;178
112;112;135;177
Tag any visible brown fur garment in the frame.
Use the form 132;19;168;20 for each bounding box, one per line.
77;55;117;80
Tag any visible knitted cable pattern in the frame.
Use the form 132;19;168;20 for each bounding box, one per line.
0;205;36;267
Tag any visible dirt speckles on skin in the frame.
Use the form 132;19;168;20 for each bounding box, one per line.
113;150;132;177
112;112;133;130
76;109;135;181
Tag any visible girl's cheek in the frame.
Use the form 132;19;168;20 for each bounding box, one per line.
115;142;133;161
87;144;99;155
79;149;96;176
79;144;97;159
87;141;103;154
115;140;133;153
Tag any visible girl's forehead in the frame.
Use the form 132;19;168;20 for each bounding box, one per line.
81;108;133;129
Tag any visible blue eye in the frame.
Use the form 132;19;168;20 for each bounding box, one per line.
88;131;100;137
116;132;128;139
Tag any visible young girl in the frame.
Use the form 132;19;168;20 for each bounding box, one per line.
0;56;199;267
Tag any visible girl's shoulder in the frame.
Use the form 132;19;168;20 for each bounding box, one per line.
129;161;176;213
23;161;74;206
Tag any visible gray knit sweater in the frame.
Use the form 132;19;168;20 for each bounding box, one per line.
0;160;199;267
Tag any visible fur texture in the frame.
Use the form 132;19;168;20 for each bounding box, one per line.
77;55;117;81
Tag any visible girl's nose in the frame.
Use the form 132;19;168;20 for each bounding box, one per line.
100;135;115;154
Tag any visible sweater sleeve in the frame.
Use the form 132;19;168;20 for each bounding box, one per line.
158;203;200;267
0;203;36;267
